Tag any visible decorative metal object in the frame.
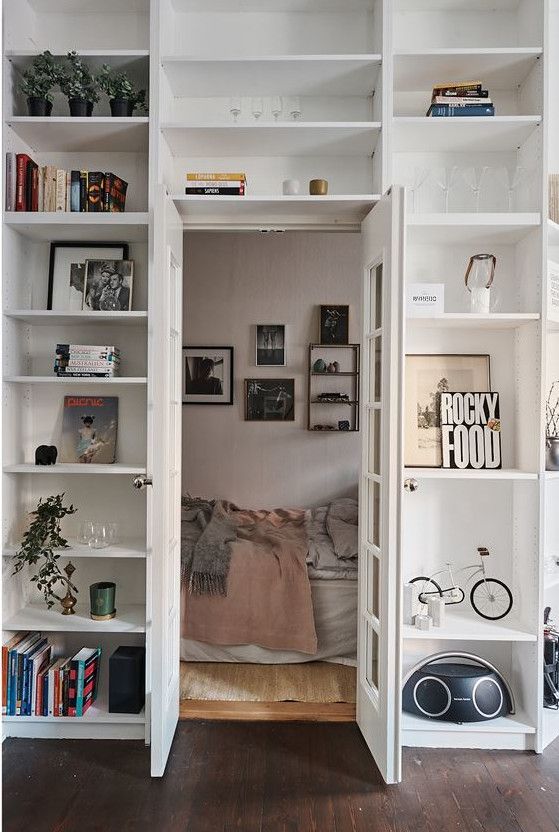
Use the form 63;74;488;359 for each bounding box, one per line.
309;179;328;195
58;562;78;615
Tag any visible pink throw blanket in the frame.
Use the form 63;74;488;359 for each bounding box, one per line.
182;506;318;654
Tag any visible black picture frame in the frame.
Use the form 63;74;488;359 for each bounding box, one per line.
245;378;295;421
182;346;234;405
319;305;349;345
47;241;129;310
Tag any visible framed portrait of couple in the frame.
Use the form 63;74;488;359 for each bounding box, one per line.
48;241;133;312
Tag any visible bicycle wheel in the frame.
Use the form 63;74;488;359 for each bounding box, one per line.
409;576;443;609
470;578;513;620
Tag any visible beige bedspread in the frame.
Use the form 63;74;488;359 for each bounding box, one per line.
181;506;318;654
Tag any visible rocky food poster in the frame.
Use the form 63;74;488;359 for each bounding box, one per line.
440;392;501;469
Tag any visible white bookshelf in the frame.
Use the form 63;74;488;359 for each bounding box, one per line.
3;463;147;475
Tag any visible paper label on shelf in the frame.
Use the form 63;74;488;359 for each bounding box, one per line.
406;283;444;316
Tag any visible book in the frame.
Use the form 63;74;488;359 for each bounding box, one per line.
79;170;88;211
25;160;37;212
2;633;28;714
70;171;80;212
432;95;492;105
69;647;100;717
56;344;121;355
184;187;246;195
55;169;66;211
87;171;104;212
103;173;128;212
80;650;101;716
43;165;57;212
21;637;47;715
31;162;40;212
435;89;489;100
28;643;51;716
5;152;16;211
13;633;41;714
185;180;246;188
432;81;482;95
15;153;32;211
186;172;246;181
60;395;119;464
427;104;495;117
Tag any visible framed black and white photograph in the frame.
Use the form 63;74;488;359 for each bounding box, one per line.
183;347;234;405
245;379;295;421
405;354;491;468
84;260;134;311
47;242;129;311
256;324;286;366
320;305;349;344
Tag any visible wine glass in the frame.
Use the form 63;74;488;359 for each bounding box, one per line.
251;97;264;121
409;167;430;213
433;165;460;213
503;165;524;211
229;96;241;124
77;520;95;546
271;96;282;122
463;166;489;212
89;523;110;549
289;96;302;121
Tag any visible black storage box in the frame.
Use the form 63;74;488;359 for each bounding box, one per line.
109;646;145;714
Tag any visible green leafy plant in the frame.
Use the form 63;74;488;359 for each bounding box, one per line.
12;494;78;610
97;64;147;111
59;51;100;102
19;51;62;102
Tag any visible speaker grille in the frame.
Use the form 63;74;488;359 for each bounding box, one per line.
472;677;503;718
413;676;451;717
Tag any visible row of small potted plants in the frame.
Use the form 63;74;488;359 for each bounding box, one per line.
20;51;147;117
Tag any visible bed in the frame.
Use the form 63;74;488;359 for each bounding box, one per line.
180;498;358;665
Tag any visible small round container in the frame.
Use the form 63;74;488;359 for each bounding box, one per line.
309;179;328;195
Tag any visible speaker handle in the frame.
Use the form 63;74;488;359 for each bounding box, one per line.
401;651;515;715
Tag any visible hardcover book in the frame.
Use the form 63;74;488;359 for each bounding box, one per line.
60;395;119;464
440;391;501;470
87;171;105;212
103;173;128;212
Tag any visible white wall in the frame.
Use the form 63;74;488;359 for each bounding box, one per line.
182;231;362;509
551;2;559;171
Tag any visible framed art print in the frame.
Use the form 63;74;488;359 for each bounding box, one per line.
47;241;129;311
256;324;286;366
84;260;134;311
404;354;491;467
245;379;295;421
183;347;234;405
320;305;349;344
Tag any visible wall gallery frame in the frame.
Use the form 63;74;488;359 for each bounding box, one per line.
47;241;129;311
256;324;286;366
245;379;295;421
183;346;234;405
320;305;349;345
404;353;491;467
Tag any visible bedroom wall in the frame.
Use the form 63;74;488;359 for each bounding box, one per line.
182;231;362;509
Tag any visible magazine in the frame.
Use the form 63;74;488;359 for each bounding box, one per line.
60;396;118;464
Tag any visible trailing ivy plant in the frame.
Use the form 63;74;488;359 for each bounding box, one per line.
97;64;147;111
12;494;78;610
59;51;100;102
19;51;62;102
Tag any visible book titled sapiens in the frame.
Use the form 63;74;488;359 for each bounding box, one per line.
60;395;118;464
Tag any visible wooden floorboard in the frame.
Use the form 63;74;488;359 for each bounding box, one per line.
180;698;356;721
3;723;559;832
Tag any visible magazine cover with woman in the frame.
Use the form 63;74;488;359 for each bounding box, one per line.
60;396;118;464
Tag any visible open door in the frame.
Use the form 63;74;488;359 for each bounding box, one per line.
357;187;405;784
147;186;183;776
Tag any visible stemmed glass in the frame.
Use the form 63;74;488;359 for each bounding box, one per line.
409;167;430;213
504;164;524;211
433;165;460;213
289;96;302;121
463;166;489;212
229;96;241;123
251;97;264;120
271;96;282;122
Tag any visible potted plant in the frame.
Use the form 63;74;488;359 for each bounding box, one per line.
12;494;78;612
19;51;62;116
97;63;147;116
60;51;100;116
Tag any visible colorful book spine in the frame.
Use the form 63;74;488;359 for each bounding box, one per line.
427;104;495;117
55;169;66;211
87;171;105;212
103;173;128;212
184;186;245;195
79;170;88;211
70;171;81;212
15;153;32;211
186;172;246;181
432;81;482;96
5;153;16;211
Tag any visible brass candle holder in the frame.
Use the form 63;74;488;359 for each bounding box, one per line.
57;561;78;615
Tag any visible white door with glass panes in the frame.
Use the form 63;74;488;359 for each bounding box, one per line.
146;187;184;777
357;187;405;785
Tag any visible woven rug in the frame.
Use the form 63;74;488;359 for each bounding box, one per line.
180;661;356;704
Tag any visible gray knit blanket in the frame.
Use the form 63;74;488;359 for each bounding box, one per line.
180;497;236;596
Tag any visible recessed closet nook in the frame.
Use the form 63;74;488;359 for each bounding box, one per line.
2;0;558;784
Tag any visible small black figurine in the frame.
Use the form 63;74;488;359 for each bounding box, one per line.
338;421;350;432
35;445;58;465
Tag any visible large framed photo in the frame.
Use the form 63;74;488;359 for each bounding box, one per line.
320;305;349;344
183;347;234;405
84;260;134;311
47;242;129;311
405;354;491;467
256;324;286;366
245;379;295;421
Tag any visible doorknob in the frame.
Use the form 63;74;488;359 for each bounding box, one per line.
133;475;153;490
404;477;418;493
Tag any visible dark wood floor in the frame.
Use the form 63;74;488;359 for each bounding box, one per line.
4;722;559;832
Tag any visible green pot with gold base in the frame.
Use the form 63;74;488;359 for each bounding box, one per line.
90;582;116;620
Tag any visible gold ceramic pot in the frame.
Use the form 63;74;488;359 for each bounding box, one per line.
309;179;328;195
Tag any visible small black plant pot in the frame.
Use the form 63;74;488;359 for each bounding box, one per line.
68;97;91;117
27;97;52;117
87;101;94;116
110;97;134;117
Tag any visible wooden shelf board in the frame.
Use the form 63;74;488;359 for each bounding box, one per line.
173;194;379;226
180;699;356;722
6;117;149;153
4;310;147;326
4;212;149;241
394;48;542;91
162;122;381;157
404;467;537;480
403;609;536;642
3;603;145;633
3;463;146;475
3;539;147;559
407;213;541;245
162;54;381;97
393;116;541;153
4;376;147;385
401;711;535;735
407;313;540;329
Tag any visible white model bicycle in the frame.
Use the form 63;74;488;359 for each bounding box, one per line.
409;547;513;621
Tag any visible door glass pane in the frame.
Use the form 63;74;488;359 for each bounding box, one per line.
366;548;380;619
368;408;381;475
366;625;379;692
368;479;380;548
375;263;383;330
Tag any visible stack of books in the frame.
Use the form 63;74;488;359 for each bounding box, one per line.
2;633;101;717
426;81;494;118
5;153;128;212
55;344;121;378
185;172;246;196
550;174;559;224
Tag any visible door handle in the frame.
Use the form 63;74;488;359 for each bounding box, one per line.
404;477;418;493
133;475;153;490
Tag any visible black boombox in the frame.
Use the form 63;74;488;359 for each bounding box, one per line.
403;652;515;723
